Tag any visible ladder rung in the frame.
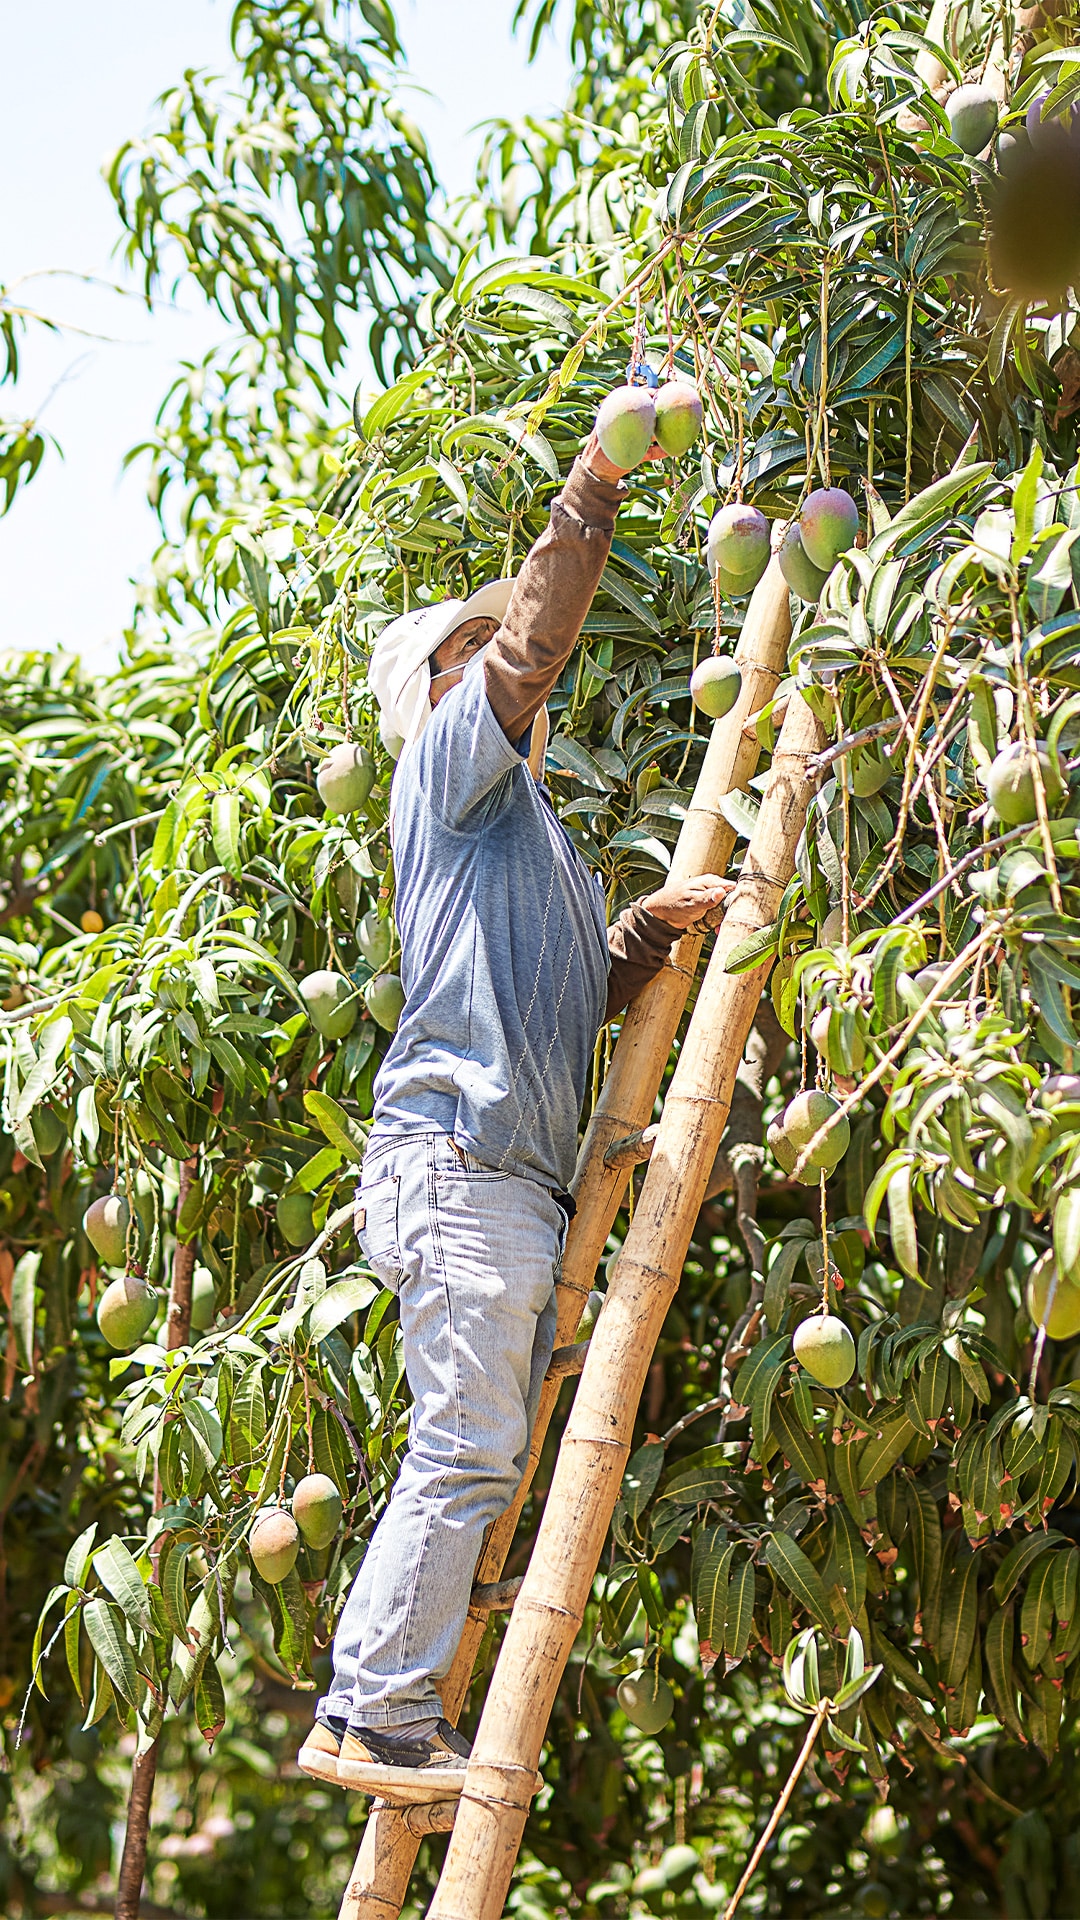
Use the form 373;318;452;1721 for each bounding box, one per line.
400;1800;457;1835
603;1123;658;1170
546;1338;590;1381
470;1575;524;1613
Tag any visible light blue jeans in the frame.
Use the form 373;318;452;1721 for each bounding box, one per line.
318;1129;563;1733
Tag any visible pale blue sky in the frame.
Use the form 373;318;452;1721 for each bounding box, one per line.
0;0;570;665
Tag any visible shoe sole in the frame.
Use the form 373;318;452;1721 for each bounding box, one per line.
337;1759;466;1803
297;1746;342;1786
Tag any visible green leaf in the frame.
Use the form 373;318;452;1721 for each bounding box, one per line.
10;1249;40;1374
83;1597;140;1710
211;791;242;877
1012;444;1044;564
1020;1552;1059;1671
906;1482;943;1610
184;1399;224;1470
93;1538;151;1633
983;1605;1026;1743
866;463;994;560
303;1090;368;1162
65;1595;85;1704
857;1410;916;1489
161;1543;193;1645
763;1236;804;1330
82;1654;115;1730
770;1395;828;1485
229;1363;267;1453
886;1165;920;1280
65;1521;99;1591
765;1531;832;1629
31;1585;69;1696
724;1557;757;1668
692;1533;736;1655
307;1274;379;1344
939;1552;980;1691
363;366;429;439
194;1653;227;1746
871;1629;935;1703
621;1440;666;1524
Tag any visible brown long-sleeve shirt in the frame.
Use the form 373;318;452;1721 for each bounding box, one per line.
482;455;676;1022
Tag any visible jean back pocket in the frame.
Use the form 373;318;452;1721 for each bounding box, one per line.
356;1173;403;1290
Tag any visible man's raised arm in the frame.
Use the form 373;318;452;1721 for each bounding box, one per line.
482;441;627;744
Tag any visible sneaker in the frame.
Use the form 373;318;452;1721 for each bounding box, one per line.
297;1722;343;1785
336;1719;472;1803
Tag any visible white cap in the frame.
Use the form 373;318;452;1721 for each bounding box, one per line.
366;578;516;759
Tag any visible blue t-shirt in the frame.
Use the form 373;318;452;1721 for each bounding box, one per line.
371;662;610;1190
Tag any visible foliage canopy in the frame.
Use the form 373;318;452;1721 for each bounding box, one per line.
8;0;1080;1915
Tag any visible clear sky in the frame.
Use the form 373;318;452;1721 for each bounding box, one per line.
0;0;570;666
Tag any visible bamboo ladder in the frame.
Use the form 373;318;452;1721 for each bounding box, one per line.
426;682;824;1920
338;558;792;1920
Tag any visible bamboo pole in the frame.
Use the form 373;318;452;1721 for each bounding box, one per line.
336;561;790;1920
426;688;824;1920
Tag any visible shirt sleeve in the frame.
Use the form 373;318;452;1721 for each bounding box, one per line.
405;452;627;832
604;902;676;1022
483;456;627;742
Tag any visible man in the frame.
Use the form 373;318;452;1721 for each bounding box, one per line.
299;412;732;1803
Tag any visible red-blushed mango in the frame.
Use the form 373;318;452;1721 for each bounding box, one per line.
1026;89;1080;147
292;1473;343;1549
706;504;769;585
617;1671;674;1734
250;1509;300;1584
276;1191;315;1248
799;487;859;570
596;386;657;469
985;741;1064;824
364;972;406;1031
80;909;104;934
947;84;999;154
97;1274;157;1350
83;1194;130;1268
1027;1251;1080;1339
793;1312;856;1387
358;909;392;971
689;656;742;718
652;381;703;456
300;969;358;1041
778;522;829;602
316;742;376;816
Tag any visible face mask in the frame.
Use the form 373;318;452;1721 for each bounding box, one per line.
429;639;495;687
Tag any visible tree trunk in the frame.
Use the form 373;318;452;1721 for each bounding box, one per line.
426;689;823;1920
114;1157;198;1920
336;560;790;1920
